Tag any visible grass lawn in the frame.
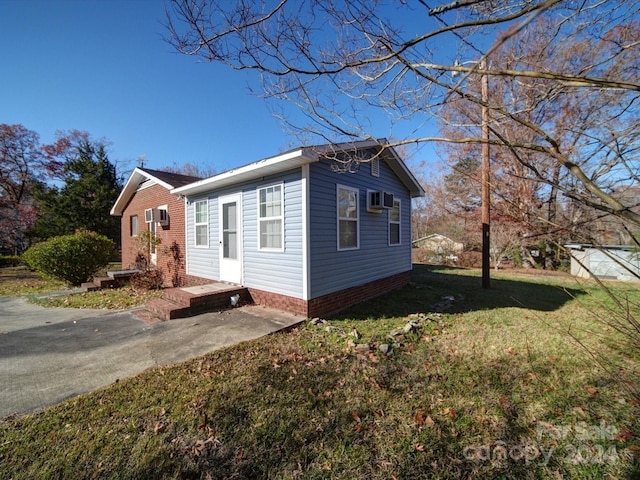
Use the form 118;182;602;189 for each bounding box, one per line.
0;265;638;479
0;265;162;309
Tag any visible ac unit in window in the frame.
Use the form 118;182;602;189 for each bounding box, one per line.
144;208;169;226
367;190;394;211
157;208;168;226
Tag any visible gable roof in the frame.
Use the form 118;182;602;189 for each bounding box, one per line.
172;139;425;198
110;167;202;216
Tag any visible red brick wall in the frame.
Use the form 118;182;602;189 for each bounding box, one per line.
247;288;310;316
248;270;411;317
119;184;189;288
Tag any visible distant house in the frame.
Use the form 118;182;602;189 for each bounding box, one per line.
565;244;640;282
110;168;201;287
412;234;464;254
171;139;425;317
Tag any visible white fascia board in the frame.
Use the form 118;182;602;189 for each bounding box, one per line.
110;167;177;216
171;149;318;197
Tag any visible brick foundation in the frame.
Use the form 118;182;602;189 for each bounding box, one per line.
248;270;411;317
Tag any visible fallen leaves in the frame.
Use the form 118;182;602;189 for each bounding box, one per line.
415;411;435;428
443;407;457;419
584;385;598;396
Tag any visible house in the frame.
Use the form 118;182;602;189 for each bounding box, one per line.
412;234;464;254
110;167;201;287
171;139;425;317
565;244;640;282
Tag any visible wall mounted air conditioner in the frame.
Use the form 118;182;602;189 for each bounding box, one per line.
157;208;169;226
144;208;169;226
367;190;394;212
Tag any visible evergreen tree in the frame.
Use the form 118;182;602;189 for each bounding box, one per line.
31;140;121;246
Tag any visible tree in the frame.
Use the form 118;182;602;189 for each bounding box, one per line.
166;0;640;230
31;139;122;245
0;124;64;254
160;161;216;178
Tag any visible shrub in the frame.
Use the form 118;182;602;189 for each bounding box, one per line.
130;268;164;290
22;230;114;286
0;255;22;268
457;251;482;268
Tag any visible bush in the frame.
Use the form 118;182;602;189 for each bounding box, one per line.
130;269;164;290
0;255;22;268
457;251;482;268
22;230;114;286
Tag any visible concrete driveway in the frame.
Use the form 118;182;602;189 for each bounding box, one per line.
0;296;302;418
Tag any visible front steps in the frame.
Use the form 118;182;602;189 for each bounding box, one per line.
137;283;252;322
81;269;139;291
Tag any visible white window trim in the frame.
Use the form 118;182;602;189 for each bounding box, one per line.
388;198;401;246
257;183;285;252
130;215;138;237
194;199;209;248
336;184;360;251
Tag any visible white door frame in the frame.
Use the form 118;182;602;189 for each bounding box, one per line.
218;193;242;284
149;220;157;265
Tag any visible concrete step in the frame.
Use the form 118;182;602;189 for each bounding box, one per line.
163;286;251;310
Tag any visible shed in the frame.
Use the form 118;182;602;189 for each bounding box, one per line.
172;139;425;317
565;244;640;282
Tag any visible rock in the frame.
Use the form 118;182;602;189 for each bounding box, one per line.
379;344;392;355
355;343;370;353
310;317;326;326
403;321;418;333
389;329;403;337
324;325;346;336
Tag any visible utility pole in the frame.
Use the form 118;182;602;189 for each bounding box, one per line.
481;58;491;289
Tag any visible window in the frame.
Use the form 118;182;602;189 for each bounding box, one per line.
130;215;138;237
389;199;401;245
337;185;359;250
258;184;283;250
194;200;208;247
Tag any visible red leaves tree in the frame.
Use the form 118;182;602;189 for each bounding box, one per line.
0;125;90;254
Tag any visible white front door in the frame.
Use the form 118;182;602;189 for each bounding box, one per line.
219;193;242;284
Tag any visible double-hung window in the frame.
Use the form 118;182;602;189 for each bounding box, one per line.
337;185;359;250
194;200;208;247
258;184;283;250
389;199;401;246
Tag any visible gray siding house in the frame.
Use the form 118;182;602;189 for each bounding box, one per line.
172;139;425;317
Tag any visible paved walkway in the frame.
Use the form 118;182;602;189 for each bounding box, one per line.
0;296;302;418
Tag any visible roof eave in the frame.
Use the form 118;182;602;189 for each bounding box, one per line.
171;149;319;197
110;167;176;216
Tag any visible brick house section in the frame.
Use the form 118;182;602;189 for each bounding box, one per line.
248;271;411;318
111;168;201;288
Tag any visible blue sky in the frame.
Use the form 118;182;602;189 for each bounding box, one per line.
1;0;440;179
